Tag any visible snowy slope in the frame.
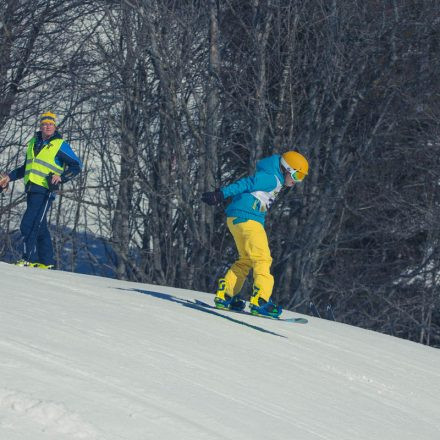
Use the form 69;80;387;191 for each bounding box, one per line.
0;262;439;440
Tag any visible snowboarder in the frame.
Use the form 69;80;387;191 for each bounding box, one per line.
0;112;82;269
201;151;309;318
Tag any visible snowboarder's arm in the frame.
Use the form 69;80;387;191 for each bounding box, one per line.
221;172;278;199
7;159;26;182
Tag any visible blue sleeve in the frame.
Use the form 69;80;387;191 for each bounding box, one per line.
55;141;83;183
8;159;26;181
221;172;278;198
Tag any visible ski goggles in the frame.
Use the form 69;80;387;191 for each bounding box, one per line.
280;158;306;182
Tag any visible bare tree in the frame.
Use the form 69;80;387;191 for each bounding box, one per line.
1;0;438;347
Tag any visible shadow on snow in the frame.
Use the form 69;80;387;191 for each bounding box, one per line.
116;287;286;338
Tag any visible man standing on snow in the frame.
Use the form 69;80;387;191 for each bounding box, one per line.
201;151;309;318
0;112;82;269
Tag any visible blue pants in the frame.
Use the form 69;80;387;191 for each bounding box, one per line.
20;192;54;265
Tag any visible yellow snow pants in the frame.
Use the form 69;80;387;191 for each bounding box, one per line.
223;217;274;302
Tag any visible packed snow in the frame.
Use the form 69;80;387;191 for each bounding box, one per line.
0;262;439;440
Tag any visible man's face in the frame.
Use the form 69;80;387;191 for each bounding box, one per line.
40;122;56;139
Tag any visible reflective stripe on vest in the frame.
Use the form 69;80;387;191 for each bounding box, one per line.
24;138;64;189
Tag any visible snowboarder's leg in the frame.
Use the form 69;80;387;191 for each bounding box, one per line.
218;218;253;296
226;217;254;294
224;259;252;296
235;220;274;301
244;223;281;318
214;218;252;310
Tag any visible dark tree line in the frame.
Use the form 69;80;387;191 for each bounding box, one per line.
1;0;439;347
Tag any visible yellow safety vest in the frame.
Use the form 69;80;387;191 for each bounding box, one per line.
24;137;65;189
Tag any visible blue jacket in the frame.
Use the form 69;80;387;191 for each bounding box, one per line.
9;131;83;194
221;154;285;225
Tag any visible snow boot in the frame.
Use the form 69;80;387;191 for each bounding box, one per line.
15;259;32;267
31;263;55;270
214;294;246;311
249;296;282;318
214;278;246;311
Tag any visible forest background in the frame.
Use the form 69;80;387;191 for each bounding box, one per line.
0;0;439;347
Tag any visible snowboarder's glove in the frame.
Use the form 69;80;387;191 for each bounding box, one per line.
201;189;224;205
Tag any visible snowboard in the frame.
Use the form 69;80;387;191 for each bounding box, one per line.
194;300;308;324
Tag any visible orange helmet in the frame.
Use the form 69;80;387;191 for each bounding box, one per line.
280;151;309;181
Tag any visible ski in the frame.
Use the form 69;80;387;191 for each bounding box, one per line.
194;300;308;324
